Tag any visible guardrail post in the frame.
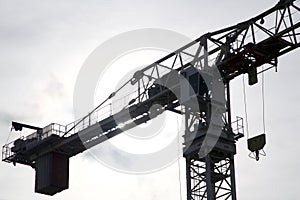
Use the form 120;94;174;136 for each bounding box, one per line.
89;113;91;126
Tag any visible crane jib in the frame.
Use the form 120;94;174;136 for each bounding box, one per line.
2;0;300;197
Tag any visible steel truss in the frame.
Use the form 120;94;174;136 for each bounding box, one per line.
3;0;300;199
183;99;239;200
186;155;236;200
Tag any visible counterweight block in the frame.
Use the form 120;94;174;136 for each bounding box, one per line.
35;152;69;196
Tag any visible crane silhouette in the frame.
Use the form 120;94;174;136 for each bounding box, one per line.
2;0;300;199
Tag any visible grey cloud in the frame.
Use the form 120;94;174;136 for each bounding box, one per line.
0;0;299;199
42;74;65;99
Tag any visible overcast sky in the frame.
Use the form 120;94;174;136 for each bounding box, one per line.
1;0;300;200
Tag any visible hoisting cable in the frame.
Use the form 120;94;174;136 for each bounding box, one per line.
244;67;267;161
261;66;266;134
260;66;267;158
177;114;183;200
242;75;250;139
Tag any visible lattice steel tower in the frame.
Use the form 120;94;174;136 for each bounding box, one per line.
2;0;300;199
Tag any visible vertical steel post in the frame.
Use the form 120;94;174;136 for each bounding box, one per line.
230;155;237;200
226;82;232;131
186;156;192;200
205;155;215;200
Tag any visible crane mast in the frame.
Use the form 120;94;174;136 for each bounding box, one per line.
2;0;300;199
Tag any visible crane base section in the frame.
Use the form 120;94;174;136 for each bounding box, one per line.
35;152;69;196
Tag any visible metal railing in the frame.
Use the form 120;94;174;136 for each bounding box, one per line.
65;103;112;136
231;116;244;138
2;123;66;162
2;85;149;162
2;141;17;162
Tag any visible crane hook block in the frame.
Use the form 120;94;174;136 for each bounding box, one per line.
247;134;266;161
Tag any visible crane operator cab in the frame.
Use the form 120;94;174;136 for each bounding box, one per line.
147;66;212;110
179;66;212;106
147;66;213;119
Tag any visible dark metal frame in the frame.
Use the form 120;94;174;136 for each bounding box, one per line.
2;0;300;199
186;155;236;200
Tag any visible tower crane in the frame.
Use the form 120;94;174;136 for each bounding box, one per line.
2;0;300;199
